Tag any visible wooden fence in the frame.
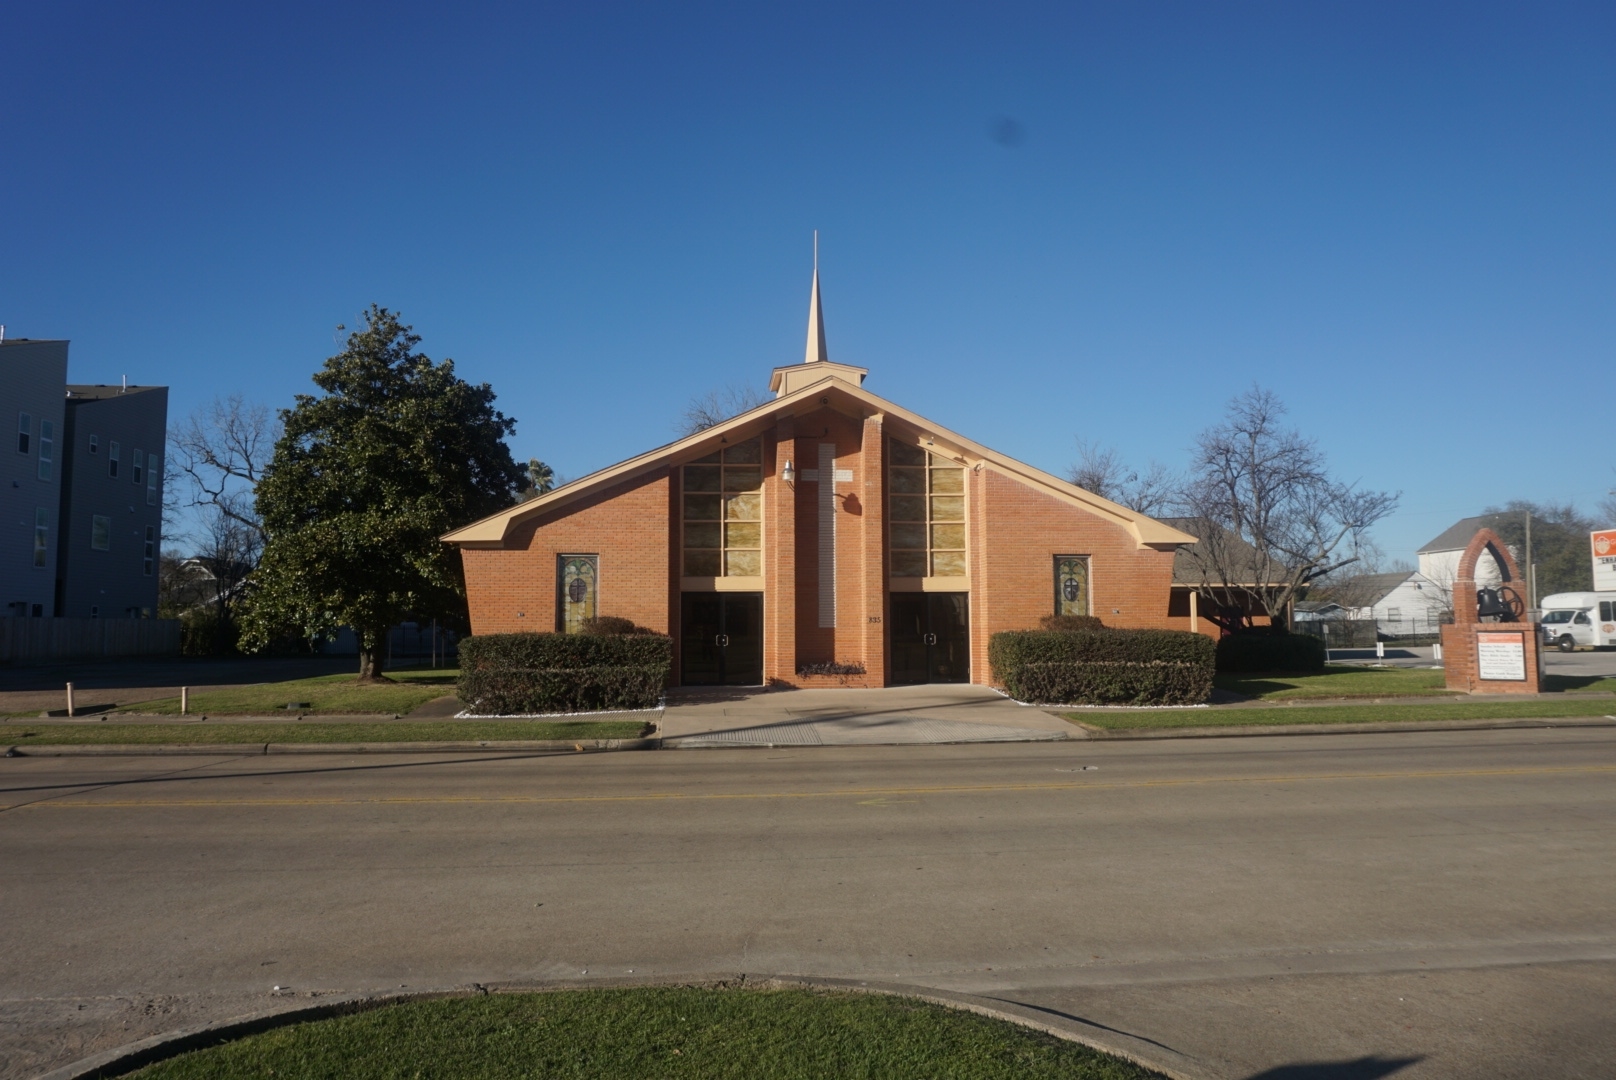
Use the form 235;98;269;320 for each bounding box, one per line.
0;618;182;663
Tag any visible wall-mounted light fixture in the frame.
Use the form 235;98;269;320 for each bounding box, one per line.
782;459;796;485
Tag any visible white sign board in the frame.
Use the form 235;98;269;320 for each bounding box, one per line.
1593;530;1616;591
1476;631;1527;682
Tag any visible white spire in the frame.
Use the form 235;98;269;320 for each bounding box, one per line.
804;230;827;364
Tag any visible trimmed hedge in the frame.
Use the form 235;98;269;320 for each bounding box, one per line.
1038;614;1106;632
989;629;1215;706
1214;632;1326;674
457;632;672;715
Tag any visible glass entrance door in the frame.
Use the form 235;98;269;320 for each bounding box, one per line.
889;593;970;684
680;593;764;686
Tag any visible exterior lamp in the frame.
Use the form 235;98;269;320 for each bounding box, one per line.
782;459;796;485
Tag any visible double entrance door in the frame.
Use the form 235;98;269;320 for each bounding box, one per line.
890;593;970;684
680;593;764;686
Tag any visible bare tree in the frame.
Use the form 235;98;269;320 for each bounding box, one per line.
1067;440;1178;515
169;394;277;546
1178;387;1398;629
678;385;768;437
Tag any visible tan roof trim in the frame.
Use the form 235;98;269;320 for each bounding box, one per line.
442;373;1197;549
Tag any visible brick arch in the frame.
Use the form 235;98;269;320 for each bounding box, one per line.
1452;527;1521;628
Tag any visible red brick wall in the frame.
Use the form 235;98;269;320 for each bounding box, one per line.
976;469;1179;683
461;472;673;636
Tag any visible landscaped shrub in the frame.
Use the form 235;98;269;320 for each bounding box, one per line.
578;616;659;636
1038;614;1106;632
989;629;1214;706
1214;631;1326;674
797;661;867;677
457;632;672;714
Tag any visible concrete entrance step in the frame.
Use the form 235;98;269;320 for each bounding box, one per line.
668;715;1068;748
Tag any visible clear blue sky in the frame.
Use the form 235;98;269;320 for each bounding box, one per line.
5;2;1614;561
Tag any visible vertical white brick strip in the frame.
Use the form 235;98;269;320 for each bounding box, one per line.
818;443;836;628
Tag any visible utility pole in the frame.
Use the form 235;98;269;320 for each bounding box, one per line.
1524;510;1534;613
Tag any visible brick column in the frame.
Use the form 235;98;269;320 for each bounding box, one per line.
764;419;797;684
859;414;888;686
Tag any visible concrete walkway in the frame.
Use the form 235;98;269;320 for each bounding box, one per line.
659;684;1073;747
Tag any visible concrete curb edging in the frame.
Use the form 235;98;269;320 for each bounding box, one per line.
35;974;1193;1080
1067;714;1616;740
4;738;661;757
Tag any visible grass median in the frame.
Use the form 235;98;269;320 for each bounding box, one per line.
0;719;651;746
130;987;1160;1080
1216;665;1616;701
116;667;461;716
1072;697;1616;731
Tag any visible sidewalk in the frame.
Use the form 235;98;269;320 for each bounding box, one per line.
658;684;1072;747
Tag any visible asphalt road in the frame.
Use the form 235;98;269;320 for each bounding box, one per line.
3;730;1614;1079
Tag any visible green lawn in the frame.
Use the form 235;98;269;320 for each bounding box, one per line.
131;988;1160;1080
1073;698;1616;730
0;720;649;746
1216;665;1616;701
120;667;462;716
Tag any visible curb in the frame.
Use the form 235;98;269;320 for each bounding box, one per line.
1067;715;1616;740
4;738;661;757
35;974;1194;1080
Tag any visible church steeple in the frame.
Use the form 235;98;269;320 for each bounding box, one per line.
804;230;828;364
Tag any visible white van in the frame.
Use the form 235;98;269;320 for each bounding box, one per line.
1538;591;1616;651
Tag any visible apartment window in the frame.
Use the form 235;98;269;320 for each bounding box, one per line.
33;509;49;568
37;421;53;481
888;439;966;577
89;433;99;454
1386;607;1402;620
143;526;156;577
146;455;159;505
557;555;598;633
90;606;99;618
109;442;120;478
681;438;763;577
17;412;30;454
1054;556;1091;617
91;515;111;551
133;449;144;485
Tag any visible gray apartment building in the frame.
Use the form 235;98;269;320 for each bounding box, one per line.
3;339;69;616
2;336;168;618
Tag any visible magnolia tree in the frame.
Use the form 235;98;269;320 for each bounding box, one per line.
240;306;525;680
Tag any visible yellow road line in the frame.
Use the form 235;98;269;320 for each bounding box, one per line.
10;764;1616;810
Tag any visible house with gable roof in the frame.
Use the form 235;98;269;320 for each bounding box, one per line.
442;266;1198;688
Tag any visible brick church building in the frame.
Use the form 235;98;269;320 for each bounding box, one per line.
444;267;1197;688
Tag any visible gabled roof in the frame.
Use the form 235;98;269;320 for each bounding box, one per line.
1337;570;1416;608
1419;513;1515;555
442;370;1198;550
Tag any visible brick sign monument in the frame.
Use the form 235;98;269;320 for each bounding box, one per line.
1440;527;1541;694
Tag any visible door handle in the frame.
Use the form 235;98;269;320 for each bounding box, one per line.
716;634;729;647
924;633;937;645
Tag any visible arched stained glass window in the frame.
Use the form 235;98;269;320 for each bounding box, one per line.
558;555;598;633
1054;556;1089;617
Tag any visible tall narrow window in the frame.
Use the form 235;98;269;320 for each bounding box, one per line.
888;440;966;577
1054;556;1090;617
89;434;99;454
37;421;53;481
682;438;762;577
17;412;30;454
146;455;160;505
143;526;156;577
91;515;111;551
109;442;120;478
557;555;598;633
133;449;144;485
33;509;49;568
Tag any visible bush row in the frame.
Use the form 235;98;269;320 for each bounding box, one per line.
457;632;672;714
989;629;1215;706
1214;632;1326;673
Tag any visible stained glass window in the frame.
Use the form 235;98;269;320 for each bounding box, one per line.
683;439;763;576
558;555;598;633
1054;556;1089;617
890;440;967;577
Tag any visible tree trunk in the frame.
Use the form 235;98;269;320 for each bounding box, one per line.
357;627;388;682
